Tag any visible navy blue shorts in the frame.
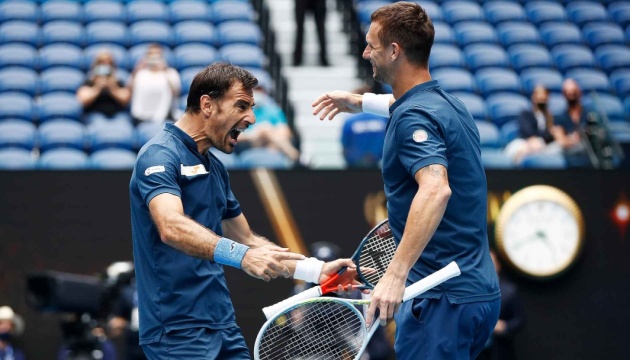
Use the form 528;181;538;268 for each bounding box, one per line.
142;326;250;360
394;295;501;360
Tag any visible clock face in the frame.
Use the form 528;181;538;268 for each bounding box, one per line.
495;185;585;279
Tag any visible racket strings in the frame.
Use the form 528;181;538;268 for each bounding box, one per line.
358;224;396;285
258;300;366;360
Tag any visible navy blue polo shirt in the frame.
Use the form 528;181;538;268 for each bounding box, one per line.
383;80;499;304
129;123;242;345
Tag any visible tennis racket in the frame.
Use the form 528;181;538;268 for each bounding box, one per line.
262;218;395;319
254;261;461;360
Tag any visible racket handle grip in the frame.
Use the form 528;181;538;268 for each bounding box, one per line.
262;286;322;319
402;261;461;302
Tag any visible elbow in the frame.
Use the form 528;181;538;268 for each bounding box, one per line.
439;184;452;205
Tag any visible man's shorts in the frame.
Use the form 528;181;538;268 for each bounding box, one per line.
142;326;251;360
394;295;501;360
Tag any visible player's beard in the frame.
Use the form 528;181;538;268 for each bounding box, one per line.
371;61;389;84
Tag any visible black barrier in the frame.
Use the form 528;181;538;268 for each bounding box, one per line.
0;170;628;359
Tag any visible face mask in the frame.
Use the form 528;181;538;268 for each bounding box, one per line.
567;99;579;107
94;65;112;76
536;102;547;112
0;331;12;342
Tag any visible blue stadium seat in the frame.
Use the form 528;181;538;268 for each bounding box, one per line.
210;1;255;24
40;67;86;95
432;68;476;93
476;121;501;149
39;44;85;71
583;93;625;122
0;120;36;150
486;92;529;126
548;93;567;116
454;21;498;46
521;153;567;169
86;21;129;47
85;44;130;70
416;1;442;22
610;69;630;98
90;148;137;169
565;69;611;93
179;66;203;94
170;0;212;23
497;22;541;47
464;44;509;71
0;1;39;23
582;22;625;49
210;148;240;169
520;68;564;93
129;21;173;47
40;0;83;23
84;1;127;23
41;21;86;47
355;1;387;25
38;92;83;123
38;119;86;152
442;1;485;24
0;21;40;47
174;44;218;71
433;22;455;44
480;149;513;169
88;121;136;151
245;67;273;93
135;121;165;148
219;44;265;68
483;1;526;25
452;92;486;121
217;21;262;46
38;148;89;169
566;1;609;26
525;1;568;25
128;44;174;69
0;67;38;96
173;21;217;46
551;45;596;73
540;22;583;48
609;2;630;28
239;148;291;169
0;148;36;170
429;44;465;69
499;120;520;146
508;44;553;72
595;45;630;74
127;0;170;23
0;44;37;69
0;92;34;121
476;68;522;97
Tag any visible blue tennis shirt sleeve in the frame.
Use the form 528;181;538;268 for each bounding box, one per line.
395;105;448;177
223;177;242;220
134;144;181;206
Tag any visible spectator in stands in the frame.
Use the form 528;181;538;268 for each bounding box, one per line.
76;50;131;122
293;0;329;66
128;44;181;125
0;306;25;360
341;85;387;168
552;79;590;167
236;85;303;166
478;251;525;360
504;85;561;164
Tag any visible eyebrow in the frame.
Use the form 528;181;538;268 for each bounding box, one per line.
235;99;253;108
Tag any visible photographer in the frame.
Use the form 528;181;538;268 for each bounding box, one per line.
76;50;131;123
128;44;180;125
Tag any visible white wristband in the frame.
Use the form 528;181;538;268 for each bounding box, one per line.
294;257;324;283
362;93;392;117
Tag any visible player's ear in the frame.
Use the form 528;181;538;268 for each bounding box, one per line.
200;94;214;116
390;42;400;61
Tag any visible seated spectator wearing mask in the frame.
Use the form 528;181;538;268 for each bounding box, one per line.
504;85;562;164
76;51;131;122
0;306;25;360
128;44;181;125
550;79;590;167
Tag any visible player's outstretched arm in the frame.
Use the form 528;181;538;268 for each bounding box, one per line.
312;91;395;120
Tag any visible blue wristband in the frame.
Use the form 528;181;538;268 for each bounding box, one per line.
214;237;250;269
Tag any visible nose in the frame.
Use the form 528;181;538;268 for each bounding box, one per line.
362;45;370;60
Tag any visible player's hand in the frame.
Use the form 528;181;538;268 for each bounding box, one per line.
242;245;305;282
311;91;363;120
319;258;364;293
365;272;406;327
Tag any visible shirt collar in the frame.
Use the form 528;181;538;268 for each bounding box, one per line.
390;80;439;113
164;122;200;153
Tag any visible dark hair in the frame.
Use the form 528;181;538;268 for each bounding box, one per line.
185;62;258;114
371;2;434;67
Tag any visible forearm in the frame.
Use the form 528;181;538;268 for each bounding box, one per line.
109;86;131;106
159;212;220;260
77;86;102;107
